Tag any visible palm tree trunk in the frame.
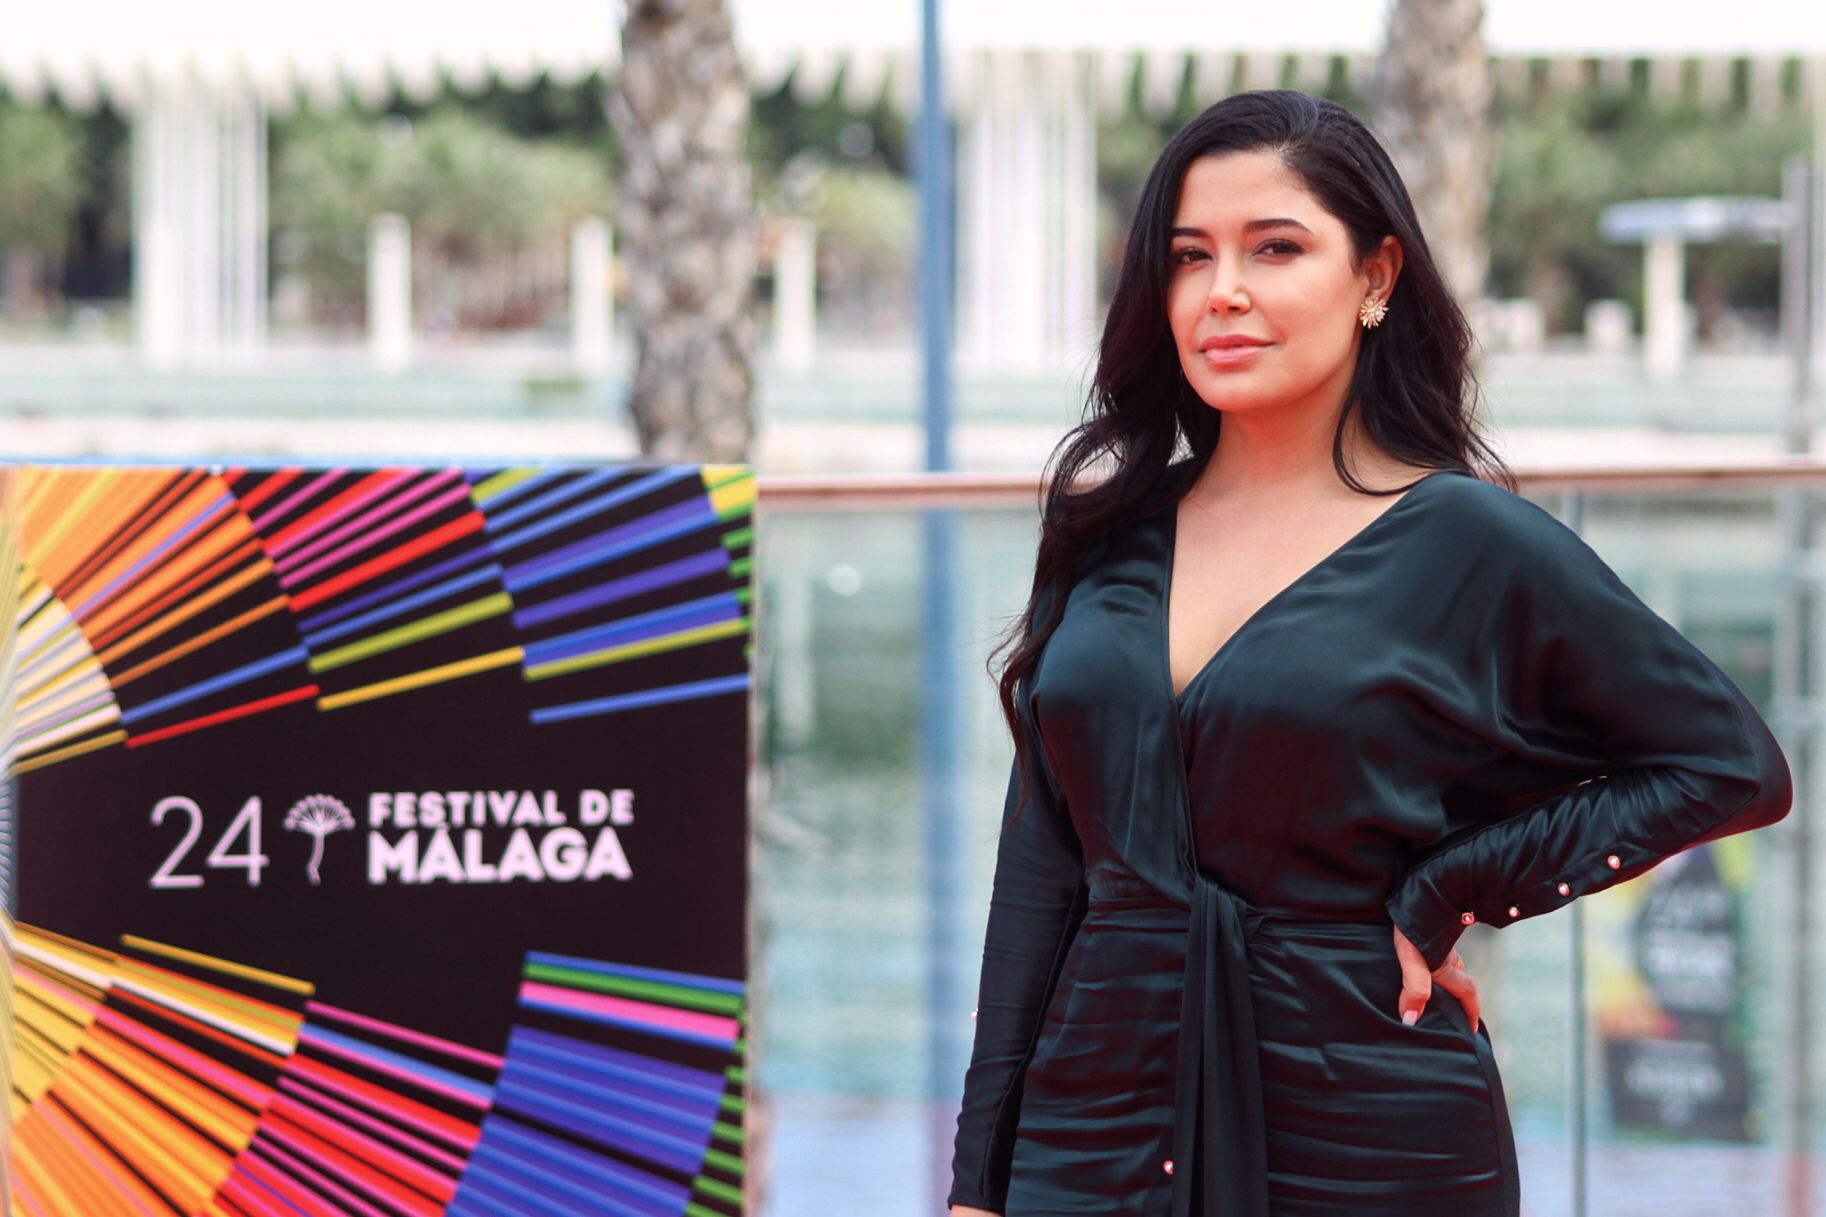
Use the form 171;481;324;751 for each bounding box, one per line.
608;0;757;461
1368;0;1495;316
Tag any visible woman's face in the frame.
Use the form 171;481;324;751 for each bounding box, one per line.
1165;150;1400;418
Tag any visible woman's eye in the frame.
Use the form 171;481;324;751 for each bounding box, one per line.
1171;247;1207;265
1259;240;1301;256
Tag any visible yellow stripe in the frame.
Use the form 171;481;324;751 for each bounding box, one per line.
11;730;127;775
318;645;524;711
525;618;747;681
472;468;539;504
121;935;314;997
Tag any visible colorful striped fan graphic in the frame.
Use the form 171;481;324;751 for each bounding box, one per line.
0;461;755;1214
9;925;747;1216
1;463;754;769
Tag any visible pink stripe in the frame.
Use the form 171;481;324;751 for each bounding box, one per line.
236;1155;343;1217
270;470;414;560
279;484;474;591
298;1031;491;1111
277;471;458;573
253;1137;392;1217
250;469;345;535
289;1059;478;1150
304;1000;504;1070
97;1007;270;1109
269;1093;453;1200
280;1076;467;1173
12;1176;48;1217
17;969;102;1018
219;1172;295;1217
518;981;741;1043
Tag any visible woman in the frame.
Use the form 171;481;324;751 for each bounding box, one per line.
946;90;1792;1217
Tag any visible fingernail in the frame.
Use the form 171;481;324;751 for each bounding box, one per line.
1402;1009;1418;1026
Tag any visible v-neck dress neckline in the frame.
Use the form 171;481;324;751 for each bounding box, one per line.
1163;469;1460;708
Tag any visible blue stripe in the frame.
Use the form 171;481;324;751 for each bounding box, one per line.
303;564;504;648
513;548;728;631
484;468;621;533
501;1055;718;1130
492;1076;709;1173
298;1025;494;1104
295;547;490;633
493;467;696;555
504;502;718;593
120;646;310;725
521;594;740;667
530;674;749;725
511;1023;730;1089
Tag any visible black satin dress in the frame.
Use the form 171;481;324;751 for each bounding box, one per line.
947;462;1792;1217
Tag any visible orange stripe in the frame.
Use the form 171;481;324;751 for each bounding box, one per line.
17;1106;146;1217
87;1027;258;1148
11;1120;104;1217
66;1058;229;1198
55;1067;214;1208
65;480;225;621
53;473;189;594
85;521;260;645
90;537;264;651
108;596;287;689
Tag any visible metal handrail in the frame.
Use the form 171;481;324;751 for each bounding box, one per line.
754;458;1826;508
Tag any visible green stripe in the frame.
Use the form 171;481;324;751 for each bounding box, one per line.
308;594;513;674
520;963;743;1016
694;1172;743;1203
704;1146;745;1175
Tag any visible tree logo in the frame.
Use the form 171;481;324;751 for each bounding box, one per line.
284;794;355;885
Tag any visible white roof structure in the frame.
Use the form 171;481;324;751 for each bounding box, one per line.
2;0;1823;115
11;0;1822;375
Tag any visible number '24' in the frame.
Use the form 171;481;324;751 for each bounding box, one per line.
150;797;269;889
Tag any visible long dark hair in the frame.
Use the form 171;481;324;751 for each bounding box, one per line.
994;88;1513;822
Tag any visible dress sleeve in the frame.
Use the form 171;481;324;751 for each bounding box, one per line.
1385;496;1793;973
947;651;1088;1211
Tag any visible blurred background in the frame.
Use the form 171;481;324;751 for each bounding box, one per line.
6;1;1826;1214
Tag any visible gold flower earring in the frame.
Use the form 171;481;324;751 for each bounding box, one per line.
1358;295;1389;329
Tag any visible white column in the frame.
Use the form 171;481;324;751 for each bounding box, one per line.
1644;233;1687;383
570;216;613;376
956;49;1098;373
368;214;412;372
131;78;267;368
772;217;816;373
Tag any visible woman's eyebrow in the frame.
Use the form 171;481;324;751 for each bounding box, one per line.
1170;218;1315;238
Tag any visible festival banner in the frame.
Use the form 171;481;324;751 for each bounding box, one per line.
0;461;756;1215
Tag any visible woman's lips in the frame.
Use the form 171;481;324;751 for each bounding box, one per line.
1200;343;1270;368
